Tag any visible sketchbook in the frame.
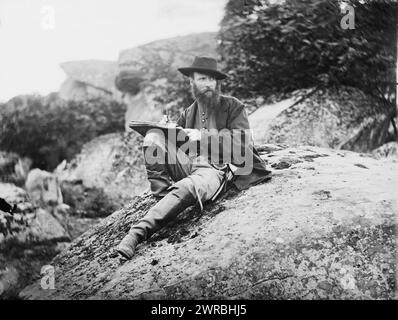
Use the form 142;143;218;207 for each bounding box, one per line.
129;120;189;143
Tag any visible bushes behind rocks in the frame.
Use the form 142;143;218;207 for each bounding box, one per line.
0;152;29;187
0;94;126;172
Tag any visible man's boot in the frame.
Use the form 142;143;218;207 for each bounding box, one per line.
116;183;196;259
116;233;141;260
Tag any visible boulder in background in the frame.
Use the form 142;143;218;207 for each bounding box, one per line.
55;132;149;212
115;32;218;129
25;169;63;207
59;60;122;102
249;86;395;153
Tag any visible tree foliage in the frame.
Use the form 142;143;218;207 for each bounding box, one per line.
218;0;397;108
0;94;126;171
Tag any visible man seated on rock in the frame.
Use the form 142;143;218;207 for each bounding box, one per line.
116;56;272;260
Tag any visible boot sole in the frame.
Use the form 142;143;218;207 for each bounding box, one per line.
116;246;134;260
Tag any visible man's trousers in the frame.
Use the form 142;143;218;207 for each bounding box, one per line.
128;130;225;241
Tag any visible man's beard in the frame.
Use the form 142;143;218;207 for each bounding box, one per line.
191;83;220;111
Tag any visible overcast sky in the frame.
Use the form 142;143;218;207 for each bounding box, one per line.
0;0;227;102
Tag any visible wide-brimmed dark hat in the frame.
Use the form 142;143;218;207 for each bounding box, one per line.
178;56;227;80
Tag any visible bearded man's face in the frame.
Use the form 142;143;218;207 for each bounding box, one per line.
190;72;220;108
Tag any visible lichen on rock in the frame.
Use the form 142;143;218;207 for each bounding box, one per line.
18;145;398;300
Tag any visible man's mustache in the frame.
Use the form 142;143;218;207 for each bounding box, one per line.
191;84;219;102
198;88;215;96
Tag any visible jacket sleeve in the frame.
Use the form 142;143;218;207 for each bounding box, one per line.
227;98;251;130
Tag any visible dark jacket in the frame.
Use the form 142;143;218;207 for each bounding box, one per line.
176;95;272;190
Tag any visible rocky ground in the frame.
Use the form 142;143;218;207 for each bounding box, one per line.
19;144;397;300
56;131;148;209
0;182;100;299
249;86;395;154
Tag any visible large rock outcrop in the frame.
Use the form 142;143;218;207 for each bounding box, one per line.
116;32;218;129
117;32;217;92
249;87;395;153
59;60;122;101
57;33;218;129
55;132;149;210
20;145;397;300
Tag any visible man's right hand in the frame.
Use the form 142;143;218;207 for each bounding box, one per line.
184;129;202;141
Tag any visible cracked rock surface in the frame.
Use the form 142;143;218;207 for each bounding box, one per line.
20;145;397;300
